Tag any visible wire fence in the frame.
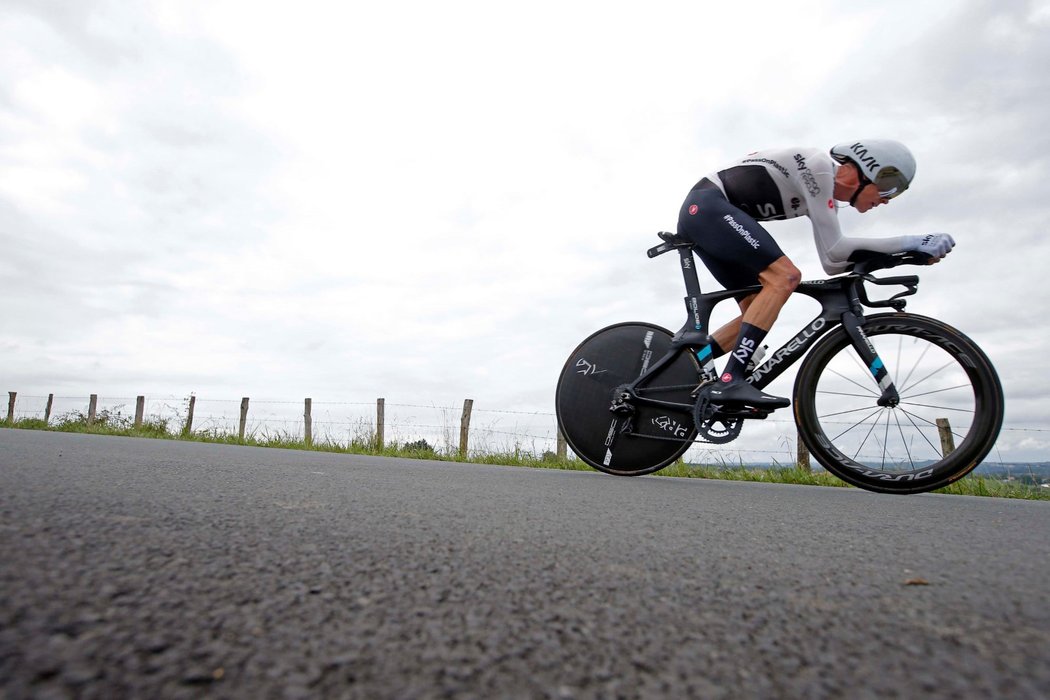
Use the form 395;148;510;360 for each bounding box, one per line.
3;392;567;457
4;390;1048;467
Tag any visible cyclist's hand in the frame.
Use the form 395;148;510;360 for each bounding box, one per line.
907;233;955;263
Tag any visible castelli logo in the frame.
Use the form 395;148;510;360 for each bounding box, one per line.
689;204;699;215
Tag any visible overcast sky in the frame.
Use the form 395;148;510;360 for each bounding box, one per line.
2;0;1049;461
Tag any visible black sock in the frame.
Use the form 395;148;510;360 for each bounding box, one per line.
721;323;768;382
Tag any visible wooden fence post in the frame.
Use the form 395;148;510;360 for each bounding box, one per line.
459;399;474;459
88;394;98;426
6;392;14;425
936;418;956;457
238;397;249;441
183;395;196;436
797;431;811;471
134;396;145;429
304;398;312;446
44;394;53;424
376;398;385;451
557;426;567;460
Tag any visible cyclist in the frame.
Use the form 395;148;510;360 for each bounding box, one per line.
678;139;955;408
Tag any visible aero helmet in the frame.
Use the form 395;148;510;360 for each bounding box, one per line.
830;139;916;199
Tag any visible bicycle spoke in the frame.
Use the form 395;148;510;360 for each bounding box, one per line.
898;406;943;455
898;400;975;415
899;359;956;396
900;383;972;401
826;365;881;397
816;388;882;399
892;409;916;468
820;403;886;421
881;409;891;469
894;406;939;429
829;405;886;442
895;337;932;391
851;410;884;460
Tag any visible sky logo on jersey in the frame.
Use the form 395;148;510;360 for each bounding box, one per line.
794;153;821;197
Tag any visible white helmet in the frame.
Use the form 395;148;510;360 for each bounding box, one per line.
831;139;916;199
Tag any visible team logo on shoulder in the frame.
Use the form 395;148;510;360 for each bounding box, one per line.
689;204;699;215
791;197;801;211
827;199;835;209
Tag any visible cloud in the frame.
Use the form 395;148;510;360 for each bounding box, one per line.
1;0;280;391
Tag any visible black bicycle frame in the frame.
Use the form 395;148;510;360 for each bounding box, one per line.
626;242;919;413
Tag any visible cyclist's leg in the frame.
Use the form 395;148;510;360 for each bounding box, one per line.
707;264;800;361
678;189;798;404
708;295;755;357
742;257;801;335
679;189;768;353
716;257;798;397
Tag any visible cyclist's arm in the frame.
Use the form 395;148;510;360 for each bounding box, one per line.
810;206;916;275
802;162;912;274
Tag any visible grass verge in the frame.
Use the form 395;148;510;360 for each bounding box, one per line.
2;415;1047;501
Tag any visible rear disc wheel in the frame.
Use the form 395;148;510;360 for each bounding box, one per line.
555;322;700;476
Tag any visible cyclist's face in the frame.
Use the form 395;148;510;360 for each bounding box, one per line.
852;184;888;213
833;163;890;213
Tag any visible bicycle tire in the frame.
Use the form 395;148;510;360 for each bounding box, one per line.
556;322;700;476
792;313;1004;494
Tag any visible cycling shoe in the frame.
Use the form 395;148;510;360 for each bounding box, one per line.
704;379;790;409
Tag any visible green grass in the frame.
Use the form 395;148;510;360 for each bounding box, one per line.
659;460;848;487
3;415;1047;500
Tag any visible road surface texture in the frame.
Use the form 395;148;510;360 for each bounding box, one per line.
1;429;1048;699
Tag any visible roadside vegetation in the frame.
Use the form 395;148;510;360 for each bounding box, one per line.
3;411;1047;501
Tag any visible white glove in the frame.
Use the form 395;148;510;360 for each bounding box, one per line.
906;233;955;259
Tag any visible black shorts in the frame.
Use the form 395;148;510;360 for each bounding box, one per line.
677;186;784;293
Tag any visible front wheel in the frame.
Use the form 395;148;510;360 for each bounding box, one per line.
556;322;700;476
793;313;1004;494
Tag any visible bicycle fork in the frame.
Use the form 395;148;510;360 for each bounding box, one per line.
840;311;900;407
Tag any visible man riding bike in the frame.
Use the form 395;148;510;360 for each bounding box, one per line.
678;139;955;408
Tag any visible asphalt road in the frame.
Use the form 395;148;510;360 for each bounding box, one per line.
1;429;1048;699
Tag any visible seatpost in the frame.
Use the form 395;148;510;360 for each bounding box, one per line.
679;247;703;324
673;246;718;378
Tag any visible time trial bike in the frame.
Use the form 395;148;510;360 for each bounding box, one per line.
554;231;1004;494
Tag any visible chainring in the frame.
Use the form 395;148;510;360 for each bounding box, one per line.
692;393;745;444
695;414;743;444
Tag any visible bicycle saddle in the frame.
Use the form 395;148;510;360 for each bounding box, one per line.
648;231;693;258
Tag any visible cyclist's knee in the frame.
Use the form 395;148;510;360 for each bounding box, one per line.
761;258;801;295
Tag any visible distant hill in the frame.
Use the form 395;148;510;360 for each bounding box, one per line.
724;461;1050;482
975;462;1050;479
